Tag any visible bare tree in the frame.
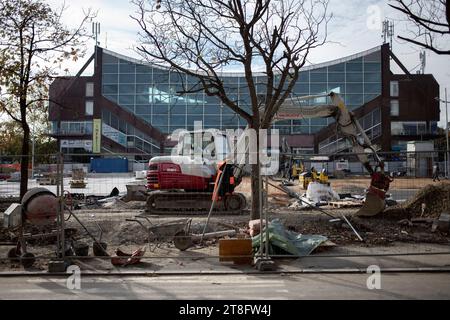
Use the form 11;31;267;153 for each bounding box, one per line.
132;0;330;219
0;0;94;198
389;0;450;55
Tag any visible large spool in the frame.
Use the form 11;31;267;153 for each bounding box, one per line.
21;188;59;225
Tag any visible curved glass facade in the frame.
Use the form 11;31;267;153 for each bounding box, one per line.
101;48;382;136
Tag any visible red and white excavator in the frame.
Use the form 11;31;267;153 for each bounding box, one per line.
146;92;392;216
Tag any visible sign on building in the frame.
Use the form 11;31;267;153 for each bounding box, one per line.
92;119;102;154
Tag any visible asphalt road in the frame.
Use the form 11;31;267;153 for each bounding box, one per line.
1;273;449;300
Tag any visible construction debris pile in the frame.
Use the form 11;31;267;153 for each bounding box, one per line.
384;183;450;219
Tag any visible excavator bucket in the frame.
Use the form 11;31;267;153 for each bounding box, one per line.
356;192;386;217
355;173;392;217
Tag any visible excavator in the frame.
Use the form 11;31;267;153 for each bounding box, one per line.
146;92;392;217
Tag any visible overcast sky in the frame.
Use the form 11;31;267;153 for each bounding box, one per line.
44;0;450;127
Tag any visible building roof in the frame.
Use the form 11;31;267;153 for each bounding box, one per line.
102;46;382;77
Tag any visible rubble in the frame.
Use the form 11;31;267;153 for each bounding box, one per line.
383;183;450;219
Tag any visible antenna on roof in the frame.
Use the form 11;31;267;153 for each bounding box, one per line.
92;21;101;47
381;20;394;50
419;51;426;74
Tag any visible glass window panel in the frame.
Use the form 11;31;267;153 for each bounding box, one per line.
373;109;381;124
364;63;381;72
390;81;399;97
222;115;239;126
294;82;309;94
119;73;135;84
85;101;94;116
204;115;221;127
310;84;327;94
110;114;119;129
364;83;382;93
119;63;135;73
204;105;222;114
390;100;399;116
364;72;381;82
170;104;186;114
170;114;186;126
102;85;118;95
119;84;135;94
136;73;152;83
151;116;168;126
293;119;310;126
328;63;345;72
136;84;150;95
153;105;169;114
328;73;345;82
310;72;327;82
345;94;364;106
103;74;118;84
311;118;328;126
153;73;170;83
328;83;345;93
187;105;203;114
346;62;363;72
136;65;153;74
347;83;363;93
118;95;135;105
170;71;185;83
346;73;363;82
292;126;309;134
135;105;151;115
136;94;151;104
103;64;118;74
187;115;203;126
298;71;310;82
103;53;118;64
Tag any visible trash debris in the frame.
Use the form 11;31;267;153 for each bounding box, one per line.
252;219;329;257
306;182;340;204
111;246;146;266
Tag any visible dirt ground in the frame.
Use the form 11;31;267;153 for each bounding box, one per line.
1;177;449;272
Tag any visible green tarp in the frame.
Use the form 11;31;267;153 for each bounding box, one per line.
252;219;328;256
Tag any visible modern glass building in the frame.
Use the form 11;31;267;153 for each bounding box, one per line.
49;44;440;159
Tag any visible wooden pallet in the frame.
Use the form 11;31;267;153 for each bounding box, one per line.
329;201;362;209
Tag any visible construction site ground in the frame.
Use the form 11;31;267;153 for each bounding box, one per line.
1;177;449;274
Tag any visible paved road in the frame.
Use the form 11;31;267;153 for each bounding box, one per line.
1;273;449;300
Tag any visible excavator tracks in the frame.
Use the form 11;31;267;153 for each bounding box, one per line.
145;191;247;215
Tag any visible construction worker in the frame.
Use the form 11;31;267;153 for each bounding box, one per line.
432;163;440;182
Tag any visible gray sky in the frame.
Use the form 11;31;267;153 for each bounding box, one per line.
45;0;450;127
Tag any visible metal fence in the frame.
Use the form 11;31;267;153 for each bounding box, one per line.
0;151;449;273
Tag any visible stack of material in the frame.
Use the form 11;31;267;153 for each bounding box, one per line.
37;172;57;185
70;168;86;188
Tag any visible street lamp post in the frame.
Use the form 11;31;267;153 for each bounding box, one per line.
437;89;450;179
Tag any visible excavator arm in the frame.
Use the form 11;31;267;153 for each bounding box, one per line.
274;92;392;216
213;91;391;216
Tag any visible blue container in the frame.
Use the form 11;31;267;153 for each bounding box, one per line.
90;158;129;173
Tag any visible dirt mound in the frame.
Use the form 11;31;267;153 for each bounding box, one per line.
384;183;450;219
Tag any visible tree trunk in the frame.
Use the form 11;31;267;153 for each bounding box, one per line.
250;162;262;220
20;122;30;199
